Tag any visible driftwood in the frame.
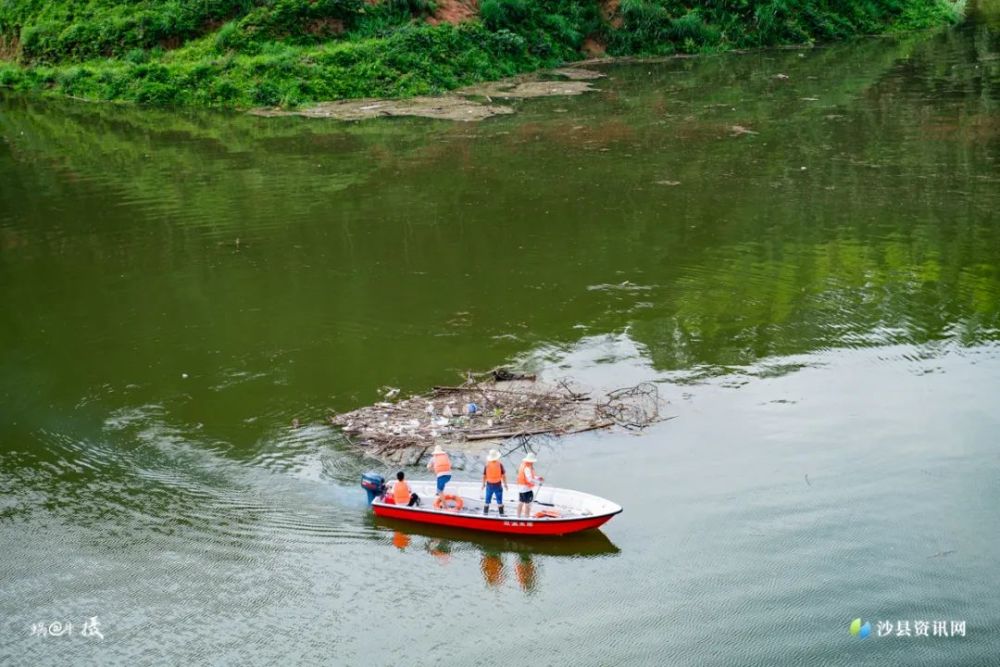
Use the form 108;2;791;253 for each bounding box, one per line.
465;426;562;441
596;383;661;430
564;420;616;435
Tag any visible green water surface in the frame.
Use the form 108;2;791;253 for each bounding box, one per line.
1;12;999;667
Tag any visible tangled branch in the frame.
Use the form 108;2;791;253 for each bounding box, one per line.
596;382;662;429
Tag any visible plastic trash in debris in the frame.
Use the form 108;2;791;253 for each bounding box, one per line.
329;372;663;463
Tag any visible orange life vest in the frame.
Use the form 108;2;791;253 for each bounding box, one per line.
432;452;452;475
484;460;504;484
517;462;535;487
393;480;411;505
433;494;463;511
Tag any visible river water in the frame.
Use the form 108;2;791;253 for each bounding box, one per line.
2;11;999;667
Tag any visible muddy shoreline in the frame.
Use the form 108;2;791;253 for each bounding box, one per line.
250;68;606;122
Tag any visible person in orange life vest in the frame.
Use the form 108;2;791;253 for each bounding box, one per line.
516;452;544;518
481;449;507;515
391;471;419;507
426;444;452;496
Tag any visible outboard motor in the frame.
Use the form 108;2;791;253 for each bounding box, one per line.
361;472;386;504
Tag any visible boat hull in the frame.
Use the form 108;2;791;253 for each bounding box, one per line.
372;503;617;536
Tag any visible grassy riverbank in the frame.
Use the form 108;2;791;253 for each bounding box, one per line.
0;0;962;108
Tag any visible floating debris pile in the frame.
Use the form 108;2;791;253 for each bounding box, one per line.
329;370;662;464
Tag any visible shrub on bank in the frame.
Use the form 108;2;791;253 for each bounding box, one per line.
0;0;962;108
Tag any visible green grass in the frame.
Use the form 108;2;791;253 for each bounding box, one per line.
0;0;962;108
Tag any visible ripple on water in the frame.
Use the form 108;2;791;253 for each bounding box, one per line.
2;406;382;561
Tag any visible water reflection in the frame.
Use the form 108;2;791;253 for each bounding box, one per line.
481;552;506;588
514;554;537;594
376;518;620;593
392;531;411;551
374;517;621;558
425;538;453;565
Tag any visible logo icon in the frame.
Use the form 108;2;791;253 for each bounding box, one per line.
850;618;871;639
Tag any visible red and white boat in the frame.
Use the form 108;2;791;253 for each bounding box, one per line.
368;480;623;536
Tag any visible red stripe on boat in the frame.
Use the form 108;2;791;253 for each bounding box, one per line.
372;503;619;536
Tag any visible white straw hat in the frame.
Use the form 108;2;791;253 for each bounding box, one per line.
522;453;537;463
486;449;501;461
432;445;445;455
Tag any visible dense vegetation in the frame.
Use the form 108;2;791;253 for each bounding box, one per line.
0;0;961;108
